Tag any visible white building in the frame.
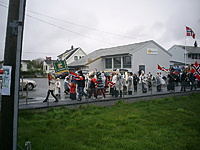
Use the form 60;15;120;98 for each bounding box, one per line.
57;46;87;65
43;58;55;74
68;40;172;76
168;44;200;67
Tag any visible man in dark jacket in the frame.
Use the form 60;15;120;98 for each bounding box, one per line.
180;70;188;91
70;70;88;101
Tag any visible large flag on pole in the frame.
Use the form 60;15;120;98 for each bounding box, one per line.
186;26;195;39
190;61;200;81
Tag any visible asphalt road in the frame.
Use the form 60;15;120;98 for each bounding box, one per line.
1;78;200;110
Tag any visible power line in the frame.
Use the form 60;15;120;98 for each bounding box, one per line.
0;3;116;45
1;2;140;41
27;10;138;40
26;14;116;45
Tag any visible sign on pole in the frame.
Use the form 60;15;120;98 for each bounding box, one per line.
53;60;68;74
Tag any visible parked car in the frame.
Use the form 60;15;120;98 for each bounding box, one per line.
20;78;37;91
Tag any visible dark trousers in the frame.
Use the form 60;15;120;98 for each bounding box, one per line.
97;89;106;98
180;81;186;91
70;93;76;100
168;82;175;91
110;88;115;96
77;87;88;100
45;90;58;101
134;84;137;92
88;88;97;98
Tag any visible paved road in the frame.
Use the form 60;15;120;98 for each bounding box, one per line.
16;78;200;109
1;78;200;110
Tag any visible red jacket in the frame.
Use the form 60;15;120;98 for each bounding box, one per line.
68;83;76;93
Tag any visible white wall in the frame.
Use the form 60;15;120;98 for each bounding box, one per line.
66;49;86;65
131;42;171;76
88;58;104;71
168;46;185;63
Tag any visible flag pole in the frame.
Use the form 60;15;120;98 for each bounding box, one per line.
185;25;187;67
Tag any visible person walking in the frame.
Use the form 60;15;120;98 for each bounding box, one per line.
43;73;59;102
64;76;70;95
167;69;177;92
189;72;197;91
55;78;61;96
133;73;139;92
96;71;106;99
68;78;77;100
156;72;162;92
87;74;97;99
127;72;133;95
180;70;188;92
70;70;88;101
139;72;147;93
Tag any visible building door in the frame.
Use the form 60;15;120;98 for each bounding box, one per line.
139;65;145;75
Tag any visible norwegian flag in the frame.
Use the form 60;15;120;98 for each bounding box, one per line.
186;26;195;39
157;64;169;72
190;61;200;81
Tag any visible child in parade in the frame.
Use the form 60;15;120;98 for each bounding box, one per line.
68;78;77;100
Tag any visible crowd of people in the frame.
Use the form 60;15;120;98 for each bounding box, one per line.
43;68;199;102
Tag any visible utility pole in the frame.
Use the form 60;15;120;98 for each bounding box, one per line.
0;0;26;150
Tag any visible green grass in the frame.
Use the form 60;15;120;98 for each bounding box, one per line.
18;93;200;150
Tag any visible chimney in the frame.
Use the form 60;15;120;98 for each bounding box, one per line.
46;57;52;60
194;41;198;47
71;45;74;50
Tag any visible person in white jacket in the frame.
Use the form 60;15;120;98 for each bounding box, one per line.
43;73;59;102
55;78;61;96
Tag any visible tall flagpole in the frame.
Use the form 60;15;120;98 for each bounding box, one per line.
185;26;187;67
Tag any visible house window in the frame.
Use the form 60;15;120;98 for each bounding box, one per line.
114;57;121;68
105;58;112;69
79;56;82;59
123;56;131;68
74;56;78;61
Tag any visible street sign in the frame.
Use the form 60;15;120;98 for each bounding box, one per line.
53;60;68;74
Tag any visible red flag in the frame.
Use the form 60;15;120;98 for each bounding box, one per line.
158;65;169;72
186;26;195;39
158;65;163;70
190;61;200;81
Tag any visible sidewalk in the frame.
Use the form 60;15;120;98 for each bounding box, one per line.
19;85;200;110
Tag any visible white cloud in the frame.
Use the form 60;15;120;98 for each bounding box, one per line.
0;0;200;61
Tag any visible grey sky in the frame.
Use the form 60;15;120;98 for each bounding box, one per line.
0;0;200;61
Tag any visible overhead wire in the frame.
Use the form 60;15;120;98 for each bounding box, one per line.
0;2;141;56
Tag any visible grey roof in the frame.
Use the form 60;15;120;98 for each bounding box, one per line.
57;47;79;59
44;60;56;65
68;40;170;67
175;45;200;54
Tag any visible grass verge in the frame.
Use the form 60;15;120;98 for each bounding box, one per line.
18;93;200;150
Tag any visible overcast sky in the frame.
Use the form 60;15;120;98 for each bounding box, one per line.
0;0;200;61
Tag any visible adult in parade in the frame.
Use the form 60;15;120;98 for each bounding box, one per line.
180;70;188;92
189;72;197;91
167;68;177;92
96;71;106;99
127;72;133;95
139;72;147;93
156;72;162;92
70;70;88;101
133;73;139;92
87;74;97;99
43;73;59;102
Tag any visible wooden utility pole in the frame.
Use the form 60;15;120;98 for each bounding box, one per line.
0;0;26;149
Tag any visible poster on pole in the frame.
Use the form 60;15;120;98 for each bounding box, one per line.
1;66;12;95
53;60;69;74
